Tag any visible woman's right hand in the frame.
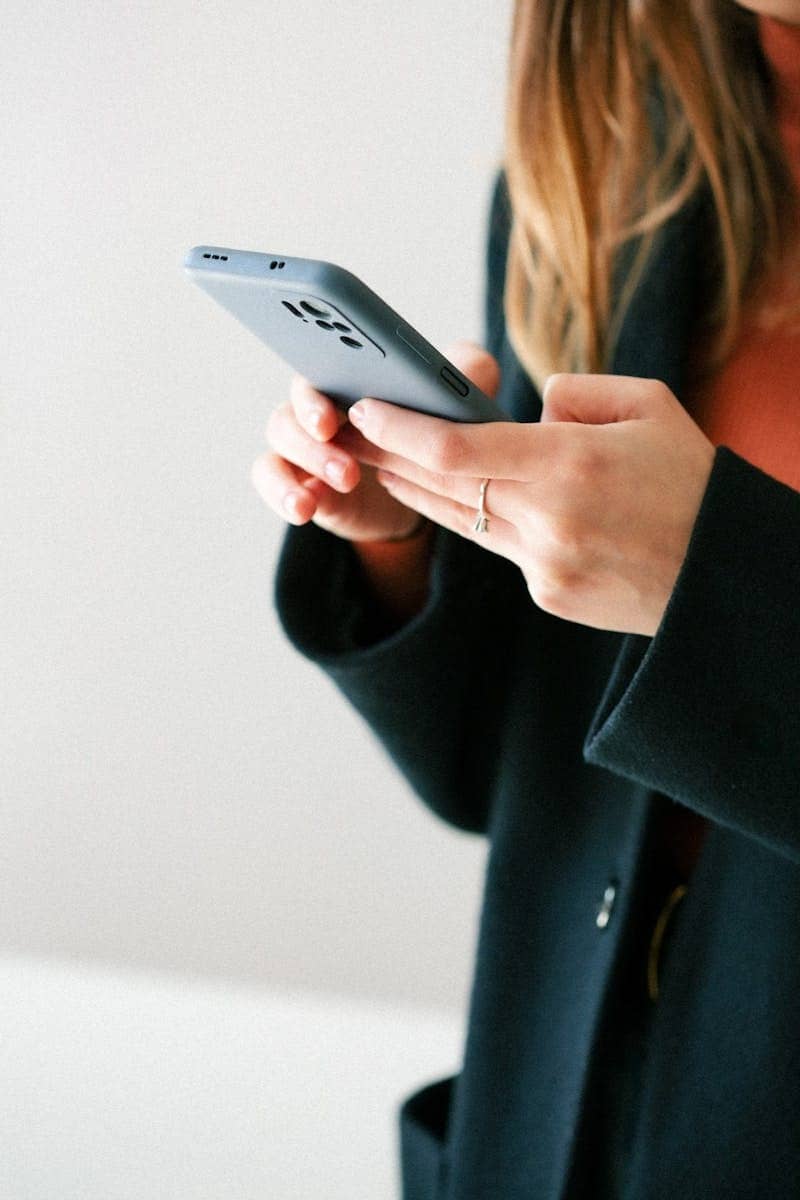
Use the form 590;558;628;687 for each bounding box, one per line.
251;340;502;544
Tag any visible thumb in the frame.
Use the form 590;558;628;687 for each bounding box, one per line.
444;338;502;399
541;373;672;424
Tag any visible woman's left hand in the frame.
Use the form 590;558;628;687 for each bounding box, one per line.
340;371;716;637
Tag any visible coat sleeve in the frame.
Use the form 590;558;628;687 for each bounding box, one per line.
273;169;535;835
583;446;800;863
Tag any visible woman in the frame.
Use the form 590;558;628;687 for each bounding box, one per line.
252;1;800;1196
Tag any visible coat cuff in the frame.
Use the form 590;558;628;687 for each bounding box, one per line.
583;447;800;860
274;519;498;671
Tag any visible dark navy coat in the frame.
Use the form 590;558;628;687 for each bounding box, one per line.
275;170;800;1199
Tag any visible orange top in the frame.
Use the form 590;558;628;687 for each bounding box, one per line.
684;14;800;494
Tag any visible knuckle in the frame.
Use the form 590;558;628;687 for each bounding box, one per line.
547;514;585;557
565;442;605;489
527;563;582;618
430;426;470;474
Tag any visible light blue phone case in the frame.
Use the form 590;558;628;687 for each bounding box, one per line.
184;247;505;423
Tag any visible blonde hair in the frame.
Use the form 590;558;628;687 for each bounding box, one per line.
502;0;797;392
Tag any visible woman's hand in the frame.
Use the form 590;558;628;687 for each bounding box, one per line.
339;372;716;636
250;341;501;544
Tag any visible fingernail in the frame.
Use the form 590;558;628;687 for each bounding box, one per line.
324;459;347;487
283;489;304;518
309;408;325;436
348;402;366;427
542;373;563;400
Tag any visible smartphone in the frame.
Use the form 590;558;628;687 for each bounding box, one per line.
183;247;505;423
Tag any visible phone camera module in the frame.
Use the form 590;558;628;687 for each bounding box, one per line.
281;300;307;320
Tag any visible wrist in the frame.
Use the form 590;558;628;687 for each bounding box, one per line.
351;516;435;628
354;514;431;546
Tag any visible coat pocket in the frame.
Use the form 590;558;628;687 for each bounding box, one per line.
399;1074;456;1200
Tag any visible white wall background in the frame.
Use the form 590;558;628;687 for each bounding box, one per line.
3;3;512;1192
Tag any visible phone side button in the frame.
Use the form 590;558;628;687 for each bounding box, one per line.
440;366;469;397
396;325;433;363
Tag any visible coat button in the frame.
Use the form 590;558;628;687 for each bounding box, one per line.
596;881;617;929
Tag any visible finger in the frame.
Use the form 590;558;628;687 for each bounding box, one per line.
289;374;348;443
347;400;561;481
267;402;361;493
442;339;502;399
333;339;503;466
376;470;520;553
251;451;319;525
541;373;673;424
332;337;503;470
331;423;527;525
